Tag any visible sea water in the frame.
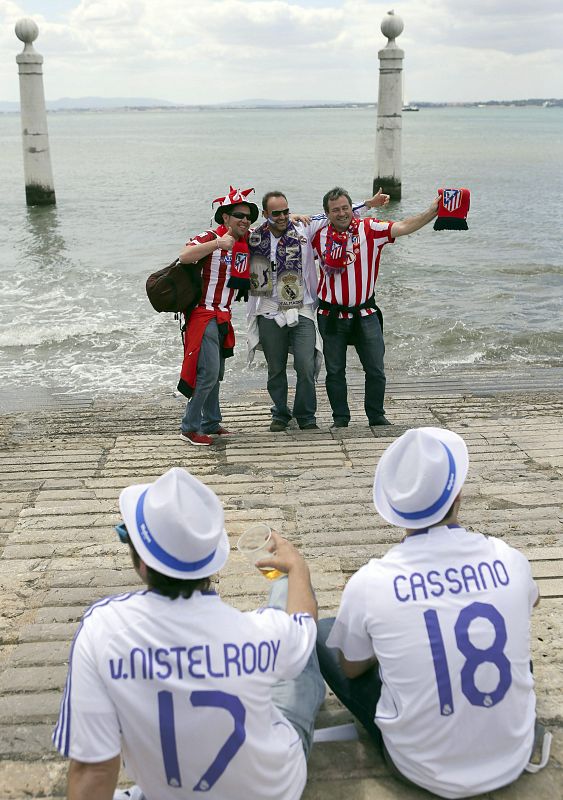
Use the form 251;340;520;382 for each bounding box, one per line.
0;106;561;400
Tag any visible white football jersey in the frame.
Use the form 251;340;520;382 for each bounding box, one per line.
54;590;316;800
327;525;538;799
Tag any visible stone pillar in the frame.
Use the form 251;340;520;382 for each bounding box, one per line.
15;18;56;206
373;10;404;200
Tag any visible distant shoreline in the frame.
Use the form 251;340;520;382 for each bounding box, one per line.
1;98;562;114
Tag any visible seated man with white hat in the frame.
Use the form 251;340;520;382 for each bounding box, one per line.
53;467;325;800
317;427;549;798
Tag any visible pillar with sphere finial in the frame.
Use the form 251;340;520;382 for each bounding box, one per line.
15;18;56;205
373;10;404;200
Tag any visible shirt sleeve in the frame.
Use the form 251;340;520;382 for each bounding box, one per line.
298;215;327;242
522;555;539;611
52;620;121;762
501;542;539;612
247;607;316;680
366;218;395;244
186;229;216;247
326;568;375;661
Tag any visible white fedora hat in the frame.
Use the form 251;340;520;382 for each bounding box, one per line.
373;427;469;529
119;467;229;580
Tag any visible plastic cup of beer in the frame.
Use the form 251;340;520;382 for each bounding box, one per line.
237;524;283;580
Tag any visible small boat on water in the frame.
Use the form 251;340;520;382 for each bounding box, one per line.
402;104;419;112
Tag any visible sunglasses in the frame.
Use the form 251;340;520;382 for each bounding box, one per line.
229;211;252;221
114;522;130;543
270;208;290;218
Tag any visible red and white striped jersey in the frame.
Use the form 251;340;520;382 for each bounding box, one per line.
312;218;394;319
187;229;235;312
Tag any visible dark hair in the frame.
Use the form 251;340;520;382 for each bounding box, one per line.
322;187;352;213
129;543;211;600
262;191;287;211
436;495;461;526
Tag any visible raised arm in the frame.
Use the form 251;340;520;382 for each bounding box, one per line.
390;197;439;238
255;532;318;620
178;229;235;264
364;187;390;209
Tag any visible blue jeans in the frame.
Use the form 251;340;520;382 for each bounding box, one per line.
316;617;382;746
317;312;386;424
181;319;224;434
257;315;317;427
269;577;326;759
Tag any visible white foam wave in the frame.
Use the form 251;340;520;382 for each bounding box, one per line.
0;319;131;347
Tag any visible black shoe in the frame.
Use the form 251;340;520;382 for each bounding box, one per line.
330;419;349;429
299;423;320;431
269;420;288;432
369;415;392;426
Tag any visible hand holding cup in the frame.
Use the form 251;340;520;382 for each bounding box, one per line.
237;526;303;580
237;524;283;580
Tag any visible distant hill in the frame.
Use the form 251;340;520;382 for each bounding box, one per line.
0;96;177;112
211;98;341;108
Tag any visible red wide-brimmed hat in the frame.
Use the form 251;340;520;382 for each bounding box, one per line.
212;186;259;224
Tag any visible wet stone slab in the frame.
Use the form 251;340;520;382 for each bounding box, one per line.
0;386;561;799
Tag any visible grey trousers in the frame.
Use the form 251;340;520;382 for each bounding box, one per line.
257;315;317;427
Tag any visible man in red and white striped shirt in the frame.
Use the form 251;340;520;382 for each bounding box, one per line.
176;187;259;446
311;187;438;428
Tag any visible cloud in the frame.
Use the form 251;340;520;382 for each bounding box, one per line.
399;0;563;55
2;0;562;103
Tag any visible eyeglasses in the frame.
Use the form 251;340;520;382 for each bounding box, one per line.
269;208;290;218
114;522;130;543
230;211;252;221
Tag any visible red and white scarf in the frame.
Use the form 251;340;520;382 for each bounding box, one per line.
322;217;361;276
214;224;251;292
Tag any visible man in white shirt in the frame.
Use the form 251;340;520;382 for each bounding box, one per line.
317;427;543;799
53;467;325;800
247;191;323;432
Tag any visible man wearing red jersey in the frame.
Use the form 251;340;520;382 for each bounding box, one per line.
176;187;258;446
312;187;438;428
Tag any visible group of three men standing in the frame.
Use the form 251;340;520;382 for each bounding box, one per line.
177;185;438;445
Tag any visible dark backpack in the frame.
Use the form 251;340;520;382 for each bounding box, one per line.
146;258;204;313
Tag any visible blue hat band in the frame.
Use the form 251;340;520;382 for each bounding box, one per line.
389;443;456;521
135;489;217;572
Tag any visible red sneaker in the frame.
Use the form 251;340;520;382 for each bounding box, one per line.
180;431;213;446
213;426;234;436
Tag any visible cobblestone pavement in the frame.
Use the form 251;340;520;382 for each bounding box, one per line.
0;383;561;799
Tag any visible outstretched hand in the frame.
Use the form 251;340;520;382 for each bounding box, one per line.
366;188;391;209
290;213;312;225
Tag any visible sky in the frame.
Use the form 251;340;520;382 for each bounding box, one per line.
2;0;563;104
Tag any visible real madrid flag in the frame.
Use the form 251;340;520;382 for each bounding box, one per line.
434;188;470;231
